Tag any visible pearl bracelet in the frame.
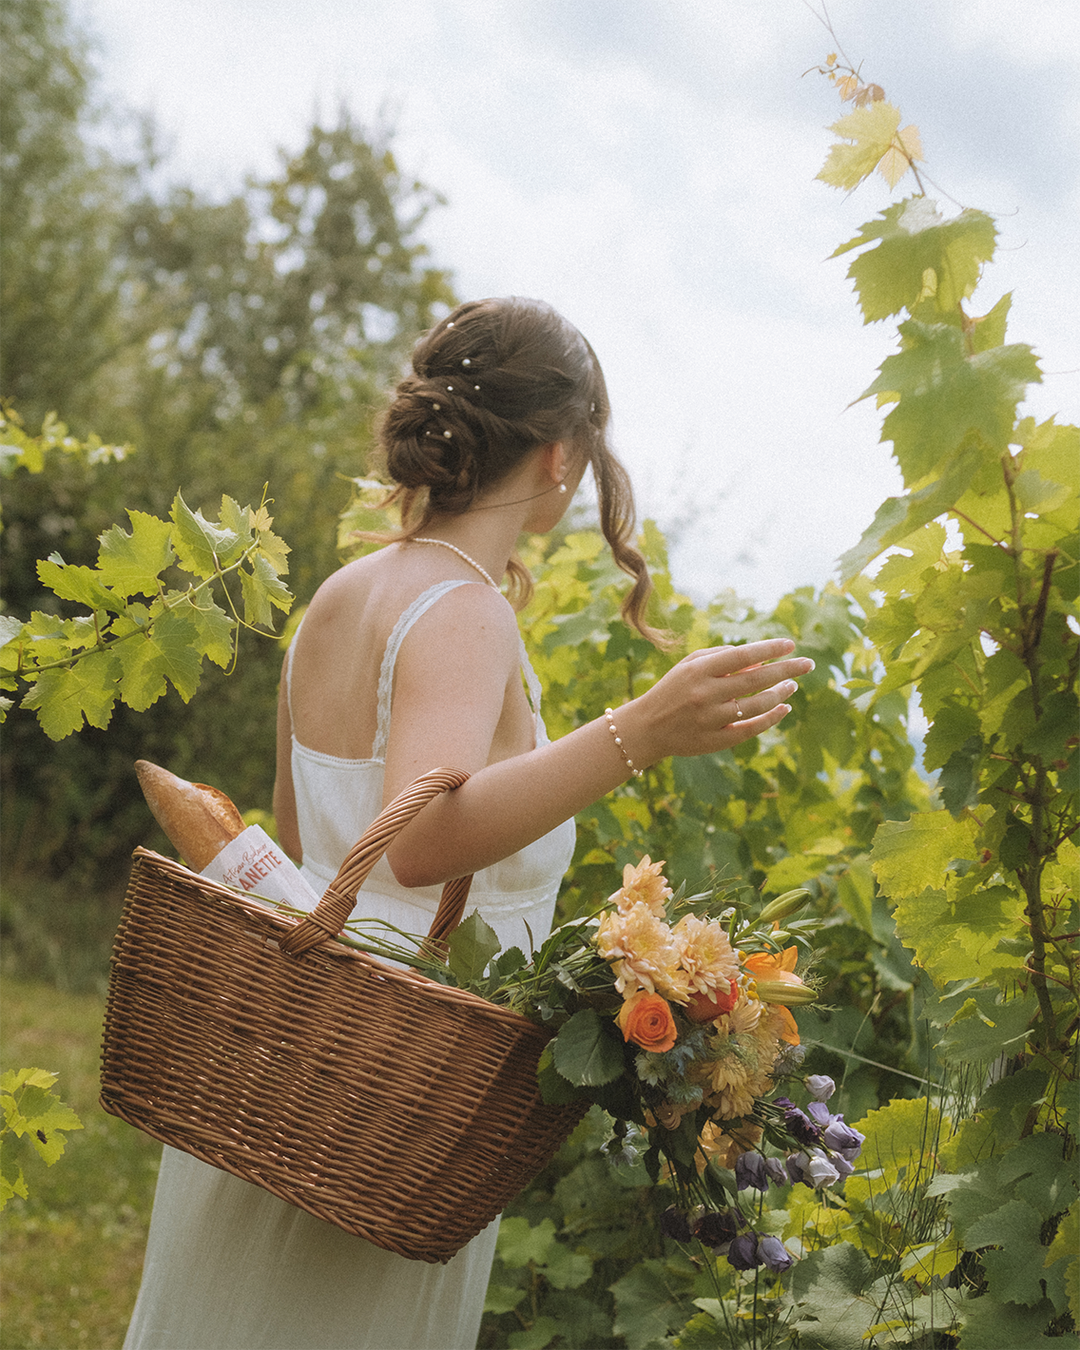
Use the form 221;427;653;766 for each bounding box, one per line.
604;707;643;779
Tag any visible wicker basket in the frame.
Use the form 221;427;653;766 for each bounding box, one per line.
100;768;586;1263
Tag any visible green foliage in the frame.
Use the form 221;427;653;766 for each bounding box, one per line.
1;479;292;737
0;1066;83;1208
0;0;457;887
0;979;161;1348
814;59;1077;1349
0;0;141;426
479;60;1079;1349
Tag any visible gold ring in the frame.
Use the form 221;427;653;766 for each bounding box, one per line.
733;699;745;720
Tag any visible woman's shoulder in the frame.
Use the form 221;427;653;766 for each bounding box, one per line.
303;548;518;652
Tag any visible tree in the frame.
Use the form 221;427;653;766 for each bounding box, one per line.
0;0;138;429
1;0;456;887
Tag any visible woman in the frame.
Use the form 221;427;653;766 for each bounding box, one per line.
124;297;812;1350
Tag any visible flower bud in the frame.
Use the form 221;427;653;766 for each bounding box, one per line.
692;1207;744;1249
823;1119;865;1156
757;1235;794;1273
806;1074;835;1101
659;1205;693;1242
757;888;811;924
804;1149;841;1189
782;1106;822;1148
763;1155;789;1187
753;979;817;1006
734;1151;769;1192
726;1232;761;1270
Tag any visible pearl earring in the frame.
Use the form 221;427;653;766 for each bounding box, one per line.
558;482;568;495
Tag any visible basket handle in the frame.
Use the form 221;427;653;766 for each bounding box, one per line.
278;766;472;958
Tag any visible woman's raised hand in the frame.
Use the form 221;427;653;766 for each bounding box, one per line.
622;639;814;766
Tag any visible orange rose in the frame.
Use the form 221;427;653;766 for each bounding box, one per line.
616;992;678;1053
685;978;739;1024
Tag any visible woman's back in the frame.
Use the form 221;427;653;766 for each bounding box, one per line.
286;572;576;951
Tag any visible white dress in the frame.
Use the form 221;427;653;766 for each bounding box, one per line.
124;580;576;1350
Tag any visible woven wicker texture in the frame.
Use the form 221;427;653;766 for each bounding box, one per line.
100;768;585;1263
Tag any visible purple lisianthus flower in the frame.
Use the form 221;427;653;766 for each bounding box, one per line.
758;1235;794;1273
823;1118;865;1157
831;1153;855;1179
735;1151;770;1192
764;1155;789;1187
786;1151;809;1185
807;1101;831;1128
804;1149;841;1189
727;1232;761;1270
692;1207;744;1249
660;1206;692;1243
783;1105;822;1148
806;1074;835;1101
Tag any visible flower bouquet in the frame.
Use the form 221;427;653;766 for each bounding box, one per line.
340;855;865;1276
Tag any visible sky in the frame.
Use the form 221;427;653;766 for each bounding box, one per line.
74;0;1080;610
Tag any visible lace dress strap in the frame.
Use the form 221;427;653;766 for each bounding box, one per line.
283;619;302;724
371;579;479;761
517;639;551;744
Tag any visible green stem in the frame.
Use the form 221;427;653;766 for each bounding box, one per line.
14;543;265;680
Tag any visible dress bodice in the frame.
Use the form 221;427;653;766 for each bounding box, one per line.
285;580;576;951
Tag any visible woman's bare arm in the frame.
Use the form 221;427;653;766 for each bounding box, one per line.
380;586;812;886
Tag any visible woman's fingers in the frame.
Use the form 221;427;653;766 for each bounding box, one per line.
639;640;814;761
722;678;798;727
721;698;793;744
690;638;795;672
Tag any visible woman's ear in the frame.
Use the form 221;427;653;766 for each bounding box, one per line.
542;441;568;486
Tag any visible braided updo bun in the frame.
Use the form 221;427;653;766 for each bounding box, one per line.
379;297;663;643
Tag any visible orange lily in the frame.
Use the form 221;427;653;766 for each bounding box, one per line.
743;947;811;1045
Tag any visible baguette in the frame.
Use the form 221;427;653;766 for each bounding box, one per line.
135;760;245;870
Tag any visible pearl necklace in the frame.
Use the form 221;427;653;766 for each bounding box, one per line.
411;537;499;589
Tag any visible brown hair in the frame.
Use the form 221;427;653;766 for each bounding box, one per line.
377;297;663;642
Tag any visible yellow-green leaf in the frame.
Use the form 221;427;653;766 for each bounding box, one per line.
817;101;902;191
870;812;977;900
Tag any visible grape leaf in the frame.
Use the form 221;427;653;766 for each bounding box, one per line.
97;510;175;597
870;811;977;899
876;124;922;189
833;199;997;323
115;631;171;711
859;322;1042;485
21;649;122;738
844;1097;945;1207
969;292;1012;353
36;557;122;613
817;101;902;191
170;494;240;578
184;597;236;669
240;552;292;628
837;444;982;581
152;609;203;702
255;527;291;577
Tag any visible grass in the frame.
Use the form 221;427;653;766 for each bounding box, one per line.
1;977;160;1350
